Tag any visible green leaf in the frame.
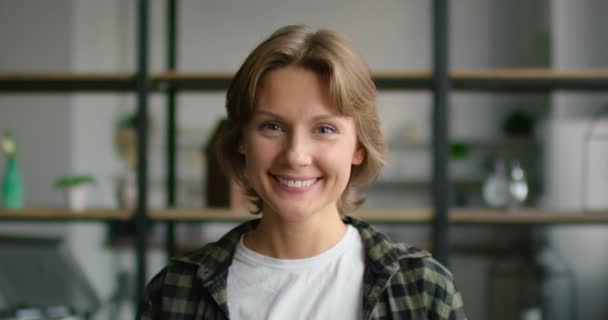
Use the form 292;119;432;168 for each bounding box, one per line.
54;175;96;188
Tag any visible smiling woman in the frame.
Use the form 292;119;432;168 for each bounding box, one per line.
138;25;467;320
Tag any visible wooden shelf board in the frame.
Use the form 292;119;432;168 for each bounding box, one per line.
150;208;608;225
1;69;608;92
1;207;606;224
451;209;608;224
153;71;233;79
0;73;135;92
0;73;133;80
150;208;254;222
152;71;432;91
153;69;608;91
152;72;233;91
452;69;608;79
371;179;484;189
155;69;608;79
155;71;431;79
150;208;432;224
450;68;608;91
353;208;432;223
0;208;132;221
390;138;537;149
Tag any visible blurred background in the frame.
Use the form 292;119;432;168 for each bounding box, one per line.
0;0;607;319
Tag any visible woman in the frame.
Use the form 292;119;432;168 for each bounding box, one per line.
139;25;466;320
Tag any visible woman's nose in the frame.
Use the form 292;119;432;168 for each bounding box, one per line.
283;133;312;167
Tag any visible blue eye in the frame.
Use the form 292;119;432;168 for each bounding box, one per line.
260;122;282;132
316;125;337;135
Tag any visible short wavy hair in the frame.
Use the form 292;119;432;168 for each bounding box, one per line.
216;25;386;215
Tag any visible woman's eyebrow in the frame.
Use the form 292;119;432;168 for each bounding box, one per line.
252;110;282;119
311;114;345;122
253;110;345;122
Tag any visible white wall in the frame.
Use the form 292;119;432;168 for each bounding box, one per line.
542;0;608;319
551;0;608;118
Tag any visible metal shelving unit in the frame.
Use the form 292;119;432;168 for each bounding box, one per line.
3;0;608;309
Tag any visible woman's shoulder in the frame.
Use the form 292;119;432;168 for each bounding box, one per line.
345;215;458;292
344;215;431;260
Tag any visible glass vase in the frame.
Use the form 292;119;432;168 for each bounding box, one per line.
2;157;24;209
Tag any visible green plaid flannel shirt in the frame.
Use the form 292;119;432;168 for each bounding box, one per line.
139;217;467;319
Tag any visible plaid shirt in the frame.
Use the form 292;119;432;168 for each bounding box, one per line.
139;217;467;320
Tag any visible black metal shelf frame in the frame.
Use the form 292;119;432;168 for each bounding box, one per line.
3;0;608;309
134;0;150;305
431;0;449;265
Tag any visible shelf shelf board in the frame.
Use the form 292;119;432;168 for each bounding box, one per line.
0;208;132;221
1;207;606;225
0;73;135;92
372;179;484;189
389;138;537;150
371;178;541;191
150;208;432;224
451;68;608;91
152;72;233;91
1;69;607;92
451;208;608;225
153;69;608;91
152;71;433;91
150;208;608;225
378;69;608;91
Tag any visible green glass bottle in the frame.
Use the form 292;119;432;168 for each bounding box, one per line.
2;157;24;209
1;131;24;209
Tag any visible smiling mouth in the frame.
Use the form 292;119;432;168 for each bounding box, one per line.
273;175;319;189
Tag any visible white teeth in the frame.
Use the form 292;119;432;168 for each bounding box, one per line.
277;177;316;188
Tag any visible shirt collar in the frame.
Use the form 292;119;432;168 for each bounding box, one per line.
175;216;430;279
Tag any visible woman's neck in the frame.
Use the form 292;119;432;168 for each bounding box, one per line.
243;212;347;259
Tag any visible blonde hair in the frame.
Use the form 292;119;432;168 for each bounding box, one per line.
216;25;386;215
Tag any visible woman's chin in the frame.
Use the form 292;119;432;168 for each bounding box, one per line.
265;206;313;222
262;201;338;224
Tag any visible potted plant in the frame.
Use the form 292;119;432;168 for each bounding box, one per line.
54;175;96;211
114;112;154;210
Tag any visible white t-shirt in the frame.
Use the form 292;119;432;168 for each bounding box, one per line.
227;225;365;320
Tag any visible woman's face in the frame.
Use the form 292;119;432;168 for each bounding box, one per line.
240;66;364;222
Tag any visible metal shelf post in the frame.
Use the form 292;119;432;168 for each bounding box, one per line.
431;0;450;266
135;0;150;307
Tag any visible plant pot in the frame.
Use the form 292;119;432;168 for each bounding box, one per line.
116;171;137;210
66;185;88;211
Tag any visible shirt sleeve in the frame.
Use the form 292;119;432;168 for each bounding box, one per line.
137;267;167;320
424;258;468;320
447;289;467;320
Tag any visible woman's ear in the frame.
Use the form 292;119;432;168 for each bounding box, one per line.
352;145;365;165
238;144;245;155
